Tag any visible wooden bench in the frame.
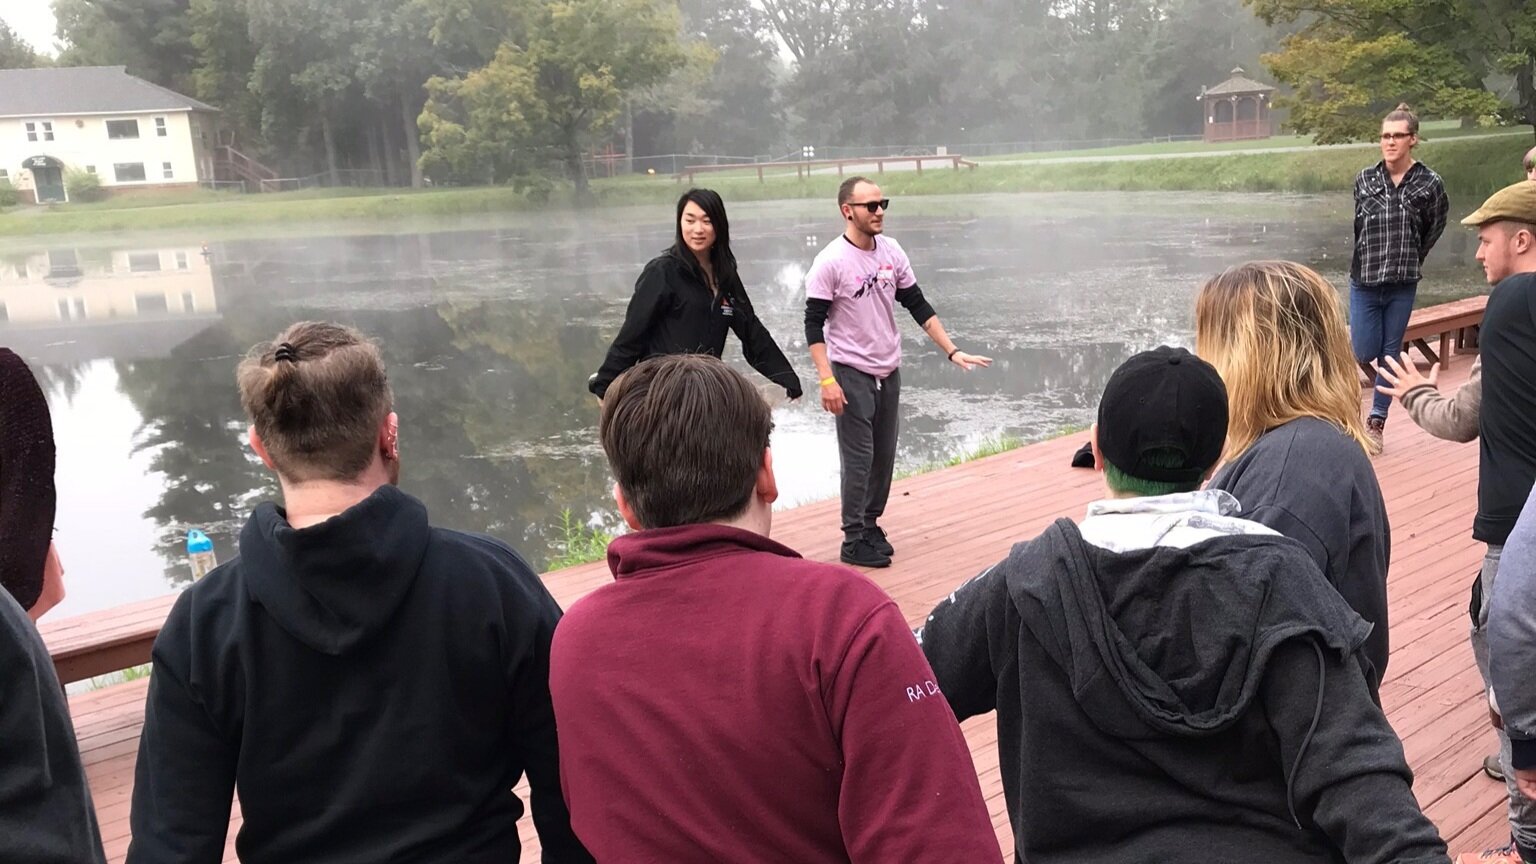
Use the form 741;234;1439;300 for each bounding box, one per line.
42;593;177;684
1401;295;1488;368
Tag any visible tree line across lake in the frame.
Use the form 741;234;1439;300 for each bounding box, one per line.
0;0;1531;195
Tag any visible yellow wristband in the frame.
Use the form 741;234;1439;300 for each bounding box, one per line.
820;376;836;387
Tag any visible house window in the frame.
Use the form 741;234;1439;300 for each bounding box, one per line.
155;117;168;137
162;162;174;180
24;121;35;142
86;166;96;175
41;121;53;141
128;252;161;272
0;169;8;181
175;251;189;270
135;292;169;314
180;291;194;311
106;119;140;140
114;162;147;183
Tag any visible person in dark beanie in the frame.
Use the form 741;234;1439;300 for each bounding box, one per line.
0;347;107;864
0;346;66;619
919;346;1449;864
552;353;1001;863
128;323;590;864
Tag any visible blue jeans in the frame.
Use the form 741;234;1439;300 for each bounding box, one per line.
1350;279;1418;420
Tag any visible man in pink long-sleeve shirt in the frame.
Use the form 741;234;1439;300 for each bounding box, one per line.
549;353;1001;863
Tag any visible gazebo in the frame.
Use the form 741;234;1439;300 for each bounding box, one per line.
1198;67;1276;143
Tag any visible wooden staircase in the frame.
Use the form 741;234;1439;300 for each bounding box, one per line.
213;144;278;191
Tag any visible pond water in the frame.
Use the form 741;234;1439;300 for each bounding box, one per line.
0;191;1491;615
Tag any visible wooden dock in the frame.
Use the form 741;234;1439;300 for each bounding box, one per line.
62;359;1508;861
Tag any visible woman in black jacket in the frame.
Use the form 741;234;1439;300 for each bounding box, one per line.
589;189;802;399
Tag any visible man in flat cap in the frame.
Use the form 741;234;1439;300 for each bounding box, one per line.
1395;183;1536;864
0;347;106;863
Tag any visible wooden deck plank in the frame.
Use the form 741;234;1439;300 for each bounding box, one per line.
68;358;1510;861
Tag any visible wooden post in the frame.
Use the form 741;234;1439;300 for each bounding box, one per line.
915;158;922;175
838;164;844;177
877;160;884;174
757;165;764;183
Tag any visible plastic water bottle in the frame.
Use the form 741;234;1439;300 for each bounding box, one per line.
186;529;217;580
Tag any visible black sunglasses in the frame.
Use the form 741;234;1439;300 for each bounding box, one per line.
848;199;890;214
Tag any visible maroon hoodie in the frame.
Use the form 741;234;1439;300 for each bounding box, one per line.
549;523;1001;863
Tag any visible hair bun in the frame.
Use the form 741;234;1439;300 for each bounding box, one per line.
1395;102;1413;112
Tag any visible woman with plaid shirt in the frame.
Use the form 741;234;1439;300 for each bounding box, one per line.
1351;103;1450;451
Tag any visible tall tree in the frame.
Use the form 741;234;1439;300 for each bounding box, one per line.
247;0;366;183
663;0;787;157
53;0;197;92
420;0;690;197
353;0;440;187
189;0;261;148
1247;0;1514;142
0;18;45;68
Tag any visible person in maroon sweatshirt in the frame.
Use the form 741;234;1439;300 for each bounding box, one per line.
550;353;1001;863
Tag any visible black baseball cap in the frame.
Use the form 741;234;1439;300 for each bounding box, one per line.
1096;346;1228;483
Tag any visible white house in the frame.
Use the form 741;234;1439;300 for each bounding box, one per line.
0;66;220;203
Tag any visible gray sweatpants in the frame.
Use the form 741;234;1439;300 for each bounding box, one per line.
1473;543;1536;856
833;363;900;542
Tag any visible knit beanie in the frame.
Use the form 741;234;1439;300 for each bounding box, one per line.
0;348;56;611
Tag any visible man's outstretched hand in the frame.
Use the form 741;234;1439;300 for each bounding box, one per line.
950;351;992;371
1373;352;1438;400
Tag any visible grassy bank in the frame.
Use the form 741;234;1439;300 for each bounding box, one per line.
3;129;1530;239
974;118;1504;161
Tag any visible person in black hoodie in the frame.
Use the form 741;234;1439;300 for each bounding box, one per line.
0;347;106;864
588;188;802;400
920;346;1449;864
127;322;591;864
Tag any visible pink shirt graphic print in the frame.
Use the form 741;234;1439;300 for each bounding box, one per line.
804;235;917;378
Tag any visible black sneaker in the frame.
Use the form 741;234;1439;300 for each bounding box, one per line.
841;537;892;568
865;525;894;558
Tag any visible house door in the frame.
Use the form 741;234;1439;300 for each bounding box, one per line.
26;156;67;203
34;166;65;203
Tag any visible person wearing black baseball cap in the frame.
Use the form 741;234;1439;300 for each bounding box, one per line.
918;346;1449;864
0;347;107;864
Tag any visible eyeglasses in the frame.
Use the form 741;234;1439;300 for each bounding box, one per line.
848;199;890;214
1380;132;1413;142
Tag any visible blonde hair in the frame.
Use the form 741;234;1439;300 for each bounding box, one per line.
236;321;393;482
1194;261;1376;460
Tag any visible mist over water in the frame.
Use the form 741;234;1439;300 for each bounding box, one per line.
0;191;1489;614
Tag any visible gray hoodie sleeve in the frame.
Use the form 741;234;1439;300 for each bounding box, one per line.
1400;354;1480;443
1491;484;1536;771
1261;639;1450;864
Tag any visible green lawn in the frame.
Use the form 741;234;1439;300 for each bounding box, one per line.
977;120;1526;162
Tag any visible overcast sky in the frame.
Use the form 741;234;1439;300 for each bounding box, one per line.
5;0;58;55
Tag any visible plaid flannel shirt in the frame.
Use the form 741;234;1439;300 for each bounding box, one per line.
1351;160;1449;286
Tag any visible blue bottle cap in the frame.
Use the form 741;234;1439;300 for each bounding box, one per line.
186;529;213;554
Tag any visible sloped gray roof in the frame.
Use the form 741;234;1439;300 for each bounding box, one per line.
1202;67;1276;98
0;66;218;118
